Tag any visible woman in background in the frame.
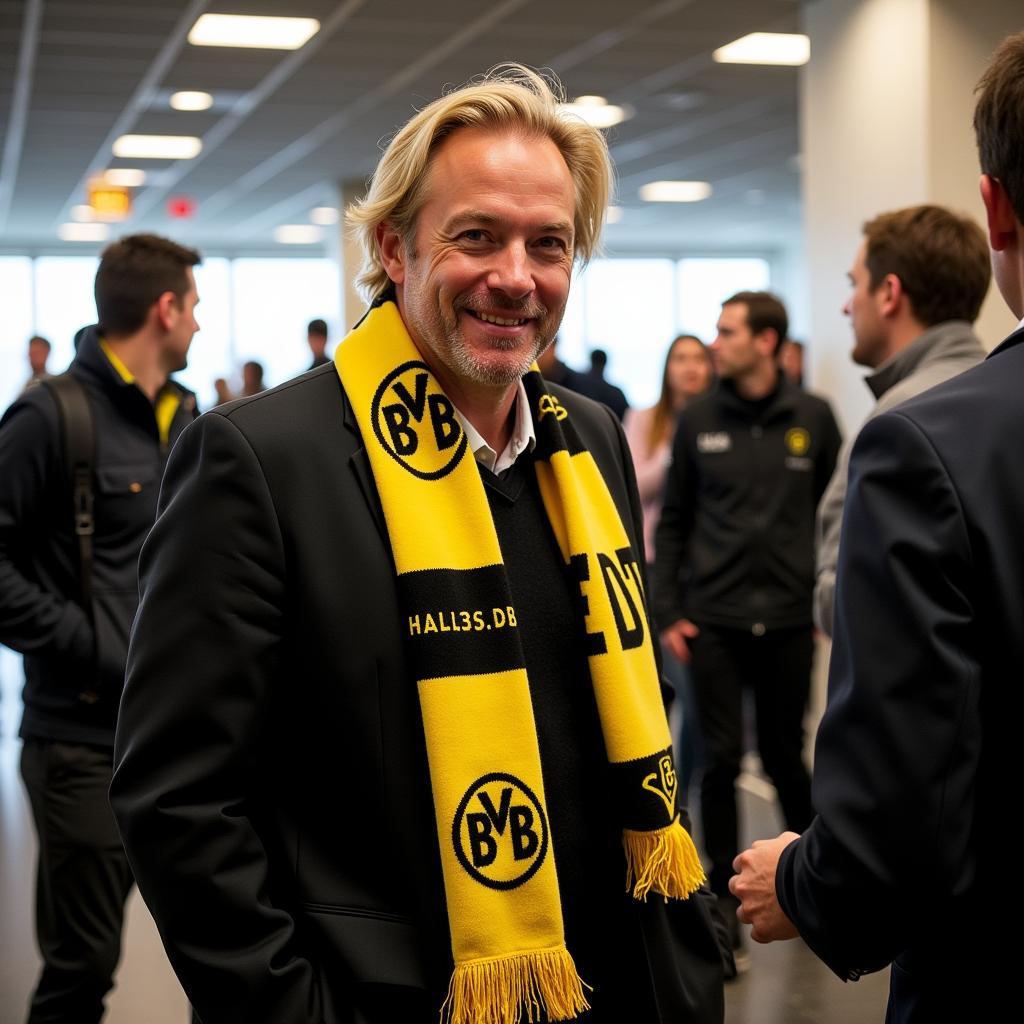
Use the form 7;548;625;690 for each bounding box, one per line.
625;334;713;804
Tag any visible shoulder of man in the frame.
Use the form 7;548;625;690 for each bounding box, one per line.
203;362;350;448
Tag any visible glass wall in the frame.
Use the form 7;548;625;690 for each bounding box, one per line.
0;256;341;414
1;253;770;416
559;255;771;408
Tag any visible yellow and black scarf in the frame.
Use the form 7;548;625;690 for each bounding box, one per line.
336;296;704;1024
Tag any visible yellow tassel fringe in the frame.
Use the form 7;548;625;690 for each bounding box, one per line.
441;946;591;1024
623;817;706;901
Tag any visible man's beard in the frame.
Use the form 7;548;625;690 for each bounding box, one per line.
432;292;558;388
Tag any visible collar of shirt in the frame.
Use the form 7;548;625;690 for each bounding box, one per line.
1017;313;1024;333
99;337;180;446
455;379;536;475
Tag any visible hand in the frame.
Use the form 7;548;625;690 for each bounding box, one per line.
661;618;699;663
730;833;801;943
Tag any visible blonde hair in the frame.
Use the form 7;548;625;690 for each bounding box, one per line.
347;64;613;300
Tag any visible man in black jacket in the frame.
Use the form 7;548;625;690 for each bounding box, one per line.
110;67;726;1024
0;233;200;1023
654;291;841;956
730;30;1024;1023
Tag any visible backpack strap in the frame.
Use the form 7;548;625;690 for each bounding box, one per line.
40;374;99;703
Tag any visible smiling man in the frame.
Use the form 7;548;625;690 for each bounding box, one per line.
111;67;725;1024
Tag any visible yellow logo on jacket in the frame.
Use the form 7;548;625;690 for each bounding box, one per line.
371;361;468;479
785;427;810;456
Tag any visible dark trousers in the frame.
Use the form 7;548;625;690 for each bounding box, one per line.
20;739;134;1024
689;624;814;897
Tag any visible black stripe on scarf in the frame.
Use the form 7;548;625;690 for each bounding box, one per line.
399;566;527;680
608;746;683;831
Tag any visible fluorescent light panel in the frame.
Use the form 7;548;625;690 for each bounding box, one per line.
713;32;810;66
188;14;320;50
170;90;214;111
103;168;146;187
310;206;339;225
71;205;95;222
113;135;202;159
640;180;713;203
59;223;110;241
558;95;632;129
606;206;623;224
275;225;322;245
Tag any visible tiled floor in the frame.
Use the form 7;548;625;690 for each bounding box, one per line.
0;645;889;1023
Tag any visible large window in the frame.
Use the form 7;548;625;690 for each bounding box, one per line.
0;257;34;414
1;253;769;416
559;255;771;409
1;256;341;414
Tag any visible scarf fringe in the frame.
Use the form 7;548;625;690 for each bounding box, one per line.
624;818;706;901
441;946;591;1024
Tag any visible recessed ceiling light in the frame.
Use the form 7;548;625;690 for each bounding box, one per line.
275;225;322;245
170;91;214;111
59;223;110;242
713;32;810;66
558;95;633;129
188;14;320;50
103;168;147;187
606;206;623;224
310;206;340;225
639;181;713;203
71;205;96;222
113;135;202;159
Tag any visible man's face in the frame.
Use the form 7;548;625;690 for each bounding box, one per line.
711;303;762;380
162;267;200;373
385;127;575;400
28;340;49;374
844;242;889;368
308;332;327;357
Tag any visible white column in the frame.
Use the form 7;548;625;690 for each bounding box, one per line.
801;0;1020;433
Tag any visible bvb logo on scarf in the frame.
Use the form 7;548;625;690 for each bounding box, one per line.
453;773;549;890
371;361;467;479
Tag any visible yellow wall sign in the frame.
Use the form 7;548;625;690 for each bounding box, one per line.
88;181;131;220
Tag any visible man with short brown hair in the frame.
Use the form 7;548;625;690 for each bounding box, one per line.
0;233;200;1022
731;32;1024;1021
654;290;841;962
814;204;990;635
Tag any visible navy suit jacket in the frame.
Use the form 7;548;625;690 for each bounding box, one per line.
777;329;1023;1021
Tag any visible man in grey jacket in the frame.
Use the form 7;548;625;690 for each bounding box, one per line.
813;204;990;635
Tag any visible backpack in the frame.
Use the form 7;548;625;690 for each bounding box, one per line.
39;373;99;702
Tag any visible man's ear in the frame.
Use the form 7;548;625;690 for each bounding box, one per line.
877;273;904;318
980;174;1017;252
376;221;407;285
755;328;779;358
154;291;177;332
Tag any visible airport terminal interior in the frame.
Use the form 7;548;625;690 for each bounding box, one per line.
1;0;1018;1020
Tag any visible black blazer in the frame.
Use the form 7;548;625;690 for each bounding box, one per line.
776;329;1024;1022
111;364;724;1024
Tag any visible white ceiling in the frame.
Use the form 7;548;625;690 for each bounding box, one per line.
0;0;805;255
